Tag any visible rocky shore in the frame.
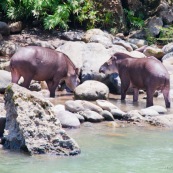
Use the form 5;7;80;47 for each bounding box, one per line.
0;21;173;155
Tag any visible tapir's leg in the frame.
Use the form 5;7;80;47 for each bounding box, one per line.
11;68;21;84
46;80;60;97
133;88;139;102
146;88;155;107
22;77;32;88
162;87;171;108
120;79;130;100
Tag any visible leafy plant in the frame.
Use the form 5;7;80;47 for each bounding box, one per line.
124;9;144;30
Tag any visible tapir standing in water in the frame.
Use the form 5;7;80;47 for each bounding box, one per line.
99;52;171;108
10;46;80;97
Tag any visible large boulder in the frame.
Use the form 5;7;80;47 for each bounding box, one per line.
4;84;80;155
74;80;109;100
0;70;11;93
56;41;126;82
0;22;10;36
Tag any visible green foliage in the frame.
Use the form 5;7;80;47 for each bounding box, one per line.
0;0;99;30
157;26;173;44
124;9;144;30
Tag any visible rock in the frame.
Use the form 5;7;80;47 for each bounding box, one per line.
110;109;126;119
79;110;104;123
0;41;19;56
0;61;10;71
60;31;84;41
29;81;42;91
65;100;85;113
74;80;109;100
113;39;133;51
0;34;3;41
146;16;163;36
54;110;80;128
0;70;11;93
56;41;126;82
105;121;120;128
89;34;113;48
9;21;22;33
162;42;173;54
139;108;159;117
101;110;114;121
0;117;6;137
145;105;167;114
96;100;118;111
143;46;164;59
77;100;103;113
53;104;65;112
0;22;10;36
126;110;144;122
82;29;113;43
128;38;148;48
146;114;173;127
159;7;173;24
74;113;85;123
4;83;80;155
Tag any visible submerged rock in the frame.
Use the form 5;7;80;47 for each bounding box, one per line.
4;84;80;156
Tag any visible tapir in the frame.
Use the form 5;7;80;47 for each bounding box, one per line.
10;46;80;97
99;52;171;108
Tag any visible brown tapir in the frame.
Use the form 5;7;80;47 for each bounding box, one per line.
99;52;171;108
10;46;80;97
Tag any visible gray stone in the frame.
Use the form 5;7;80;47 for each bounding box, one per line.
96;100;118;111
54;110;80;128
162;43;173;54
126;110;144;122
74;80;109;100
110;109;126;119
0;70;11;93
146;16;163;36
4;83;80;155
101;110;114;121
65;100;85;113
9;21;22;33
79;110;104;123
139;108;159;117
113;39;133;52
61;31;84;41
145;105;167;114
0;22;10;36
128;38;148;48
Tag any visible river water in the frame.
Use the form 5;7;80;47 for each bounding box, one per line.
1;92;173;173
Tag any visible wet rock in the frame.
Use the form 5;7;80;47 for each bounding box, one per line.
4;83;80;155
146;114;173;127
74;113;85;123
0;22;10;36
54;110;80;128
96;100;118;111
139;108;159;117
74;80;109;100
0;117;6;137
126;110;144;122
79;110;104;123
146;105;167;114
110;109;126;119
0;70;11;93
101;110;114;121
65;100;85;113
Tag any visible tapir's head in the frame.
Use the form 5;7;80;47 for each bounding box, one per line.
99;55;118;75
65;68;80;91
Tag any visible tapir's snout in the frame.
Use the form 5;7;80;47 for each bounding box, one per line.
99;66;106;74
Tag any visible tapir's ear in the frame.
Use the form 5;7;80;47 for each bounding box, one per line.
112;55;117;60
75;68;80;75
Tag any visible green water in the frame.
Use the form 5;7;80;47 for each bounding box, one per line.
1;123;173;173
